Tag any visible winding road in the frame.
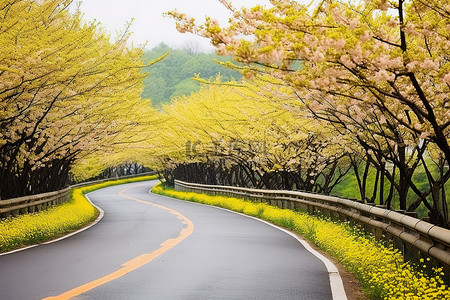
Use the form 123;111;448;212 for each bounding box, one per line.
0;180;346;300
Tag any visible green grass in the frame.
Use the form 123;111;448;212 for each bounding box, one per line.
0;174;158;253
331;161;450;219
152;183;449;300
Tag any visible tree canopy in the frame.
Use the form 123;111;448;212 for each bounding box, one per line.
153;82;352;195
0;0;162;198
165;0;450;226
2;0;449;228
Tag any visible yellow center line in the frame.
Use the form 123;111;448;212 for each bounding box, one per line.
43;184;194;300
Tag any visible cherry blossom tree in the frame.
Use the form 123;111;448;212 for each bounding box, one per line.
154;82;351;193
168;0;449;226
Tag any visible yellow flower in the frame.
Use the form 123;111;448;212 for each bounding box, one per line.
153;183;450;300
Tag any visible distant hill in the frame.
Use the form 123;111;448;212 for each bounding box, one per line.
142;43;242;108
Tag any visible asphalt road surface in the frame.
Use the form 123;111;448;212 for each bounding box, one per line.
0;180;346;300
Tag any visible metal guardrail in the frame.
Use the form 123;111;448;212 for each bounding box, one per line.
174;180;450;270
0;171;158;219
0;188;71;218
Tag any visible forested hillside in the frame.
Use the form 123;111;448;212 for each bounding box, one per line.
141;44;241;107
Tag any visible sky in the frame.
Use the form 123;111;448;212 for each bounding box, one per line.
71;0;273;52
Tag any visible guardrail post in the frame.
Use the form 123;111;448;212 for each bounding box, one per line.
295;202;307;212
289;200;295;211
276;199;282;209
19;206;28;215
404;242;422;265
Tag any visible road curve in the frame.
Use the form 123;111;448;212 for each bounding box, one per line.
0;180;345;300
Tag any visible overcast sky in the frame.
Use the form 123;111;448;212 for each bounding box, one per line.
71;0;273;52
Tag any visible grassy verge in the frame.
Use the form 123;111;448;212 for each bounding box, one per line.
331;161;450;220
0;174;158;253
152;183;449;300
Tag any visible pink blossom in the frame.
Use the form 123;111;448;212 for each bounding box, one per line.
303;34;318;46
349;19;358;30
316;77;330;87
335;39;346;49
176;24;188;33
311;51;324;62
261;35;273;47
360;31;372;42
444;72;450;84
390;57;403;68
340;54;356;68
299;47;310;58
376;55;390;69
373;69;394;82
406;62;417;72
217;45;229;56
421;59;438;71
260;49;282;64
386;18;399;27
348;46;363;64
420;132;430;139
331;7;344;24
402;23;416;35
378;0;389;11
421;29;433;37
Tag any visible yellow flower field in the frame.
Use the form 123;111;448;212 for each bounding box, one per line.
152;184;450;300
0;175;158;253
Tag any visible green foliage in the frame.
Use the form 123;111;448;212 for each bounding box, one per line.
331;161;450;219
141;43;242;108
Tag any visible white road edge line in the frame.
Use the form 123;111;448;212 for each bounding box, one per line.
151;188;348;300
245;214;349;300
42;193;105;244
0;193;105;256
